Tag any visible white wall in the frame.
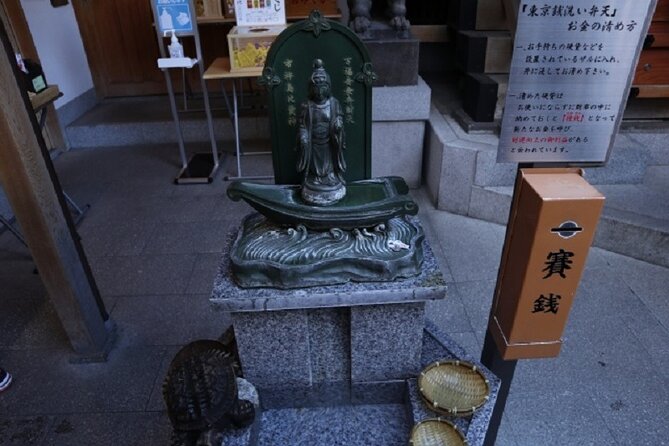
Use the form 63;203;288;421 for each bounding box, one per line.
20;0;94;108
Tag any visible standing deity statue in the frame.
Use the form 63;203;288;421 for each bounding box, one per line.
297;59;347;206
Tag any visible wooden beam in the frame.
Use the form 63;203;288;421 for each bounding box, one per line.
655;0;669;20
0;20;114;361
646;22;669;48
634;48;669;84
631;84;669;98
411;25;450;43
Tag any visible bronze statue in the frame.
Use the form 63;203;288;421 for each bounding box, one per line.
297;59;347;206
226;17;424;288
348;0;409;34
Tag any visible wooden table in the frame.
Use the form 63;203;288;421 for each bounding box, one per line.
31;85;89;225
204;57;271;180
29;85;63;131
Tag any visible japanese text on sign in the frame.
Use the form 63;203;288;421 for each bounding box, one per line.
235;0;286;26
283;59;297;127
498;0;656;163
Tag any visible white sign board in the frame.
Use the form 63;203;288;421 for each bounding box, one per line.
154;0;195;34
498;1;657;164
234;0;286;27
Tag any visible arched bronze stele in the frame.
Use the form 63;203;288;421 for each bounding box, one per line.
259;10;375;185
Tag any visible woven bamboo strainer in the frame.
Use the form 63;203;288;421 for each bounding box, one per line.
418;360;490;417
409;418;467;446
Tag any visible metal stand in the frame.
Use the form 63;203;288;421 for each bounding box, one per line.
224;79;272;181
0;215;27;247
480;163;529;446
152;1;220;185
63;192;90;226
481;331;518;446
33;88;90;226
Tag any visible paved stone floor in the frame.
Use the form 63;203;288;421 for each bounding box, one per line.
0;145;668;445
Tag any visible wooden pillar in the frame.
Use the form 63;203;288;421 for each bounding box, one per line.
0;20;114;361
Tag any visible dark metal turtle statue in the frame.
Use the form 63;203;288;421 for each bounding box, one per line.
163;340;255;446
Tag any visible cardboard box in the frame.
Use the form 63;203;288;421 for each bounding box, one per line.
228;25;285;71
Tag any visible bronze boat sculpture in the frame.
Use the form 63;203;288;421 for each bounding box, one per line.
227;176;418;231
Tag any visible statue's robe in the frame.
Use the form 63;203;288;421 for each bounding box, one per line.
297;97;346;187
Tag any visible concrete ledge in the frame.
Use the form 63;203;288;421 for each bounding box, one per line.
372;77;431;122
467;184;669;267
595;208;669;268
424;107;497;214
372;121;425;188
57;88;98;128
66;116;269;149
468;185;512;225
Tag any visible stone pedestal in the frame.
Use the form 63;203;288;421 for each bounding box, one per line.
363;24;420;87
211;225;447;407
372;77;431;188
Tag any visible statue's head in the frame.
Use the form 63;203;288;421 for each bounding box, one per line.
309;59;331;103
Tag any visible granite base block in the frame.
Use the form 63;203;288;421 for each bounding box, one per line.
234;302;427;394
257;404;411;446
412;322;501;446
351;380;407;405
256;381;352;410
307;308;350;383
351;303;425;382
233;310;311;389
220;378;261;446
363;25;419;87
225;328;499;445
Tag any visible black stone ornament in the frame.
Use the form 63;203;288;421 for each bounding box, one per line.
163;340;255;446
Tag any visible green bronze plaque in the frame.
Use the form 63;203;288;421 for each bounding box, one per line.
260;11;374;185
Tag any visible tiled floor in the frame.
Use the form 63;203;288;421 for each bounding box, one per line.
0;144;668;445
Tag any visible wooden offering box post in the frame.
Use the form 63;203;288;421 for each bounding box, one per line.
488;168;604;360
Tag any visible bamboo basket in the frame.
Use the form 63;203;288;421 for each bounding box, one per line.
418;360;490;417
409;419;467;446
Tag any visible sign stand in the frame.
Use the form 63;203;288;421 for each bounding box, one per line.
482;3;658;443
151;0;220;184
480;163;529;446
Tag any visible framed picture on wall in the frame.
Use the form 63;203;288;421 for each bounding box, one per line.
234;0;285;27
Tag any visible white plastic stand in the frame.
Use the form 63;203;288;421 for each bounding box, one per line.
151;0;220;184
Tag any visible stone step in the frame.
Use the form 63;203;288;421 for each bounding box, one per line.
65;97;270;149
472;132;653;188
468;183;669;267
627;132;669;165
644;165;669;192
